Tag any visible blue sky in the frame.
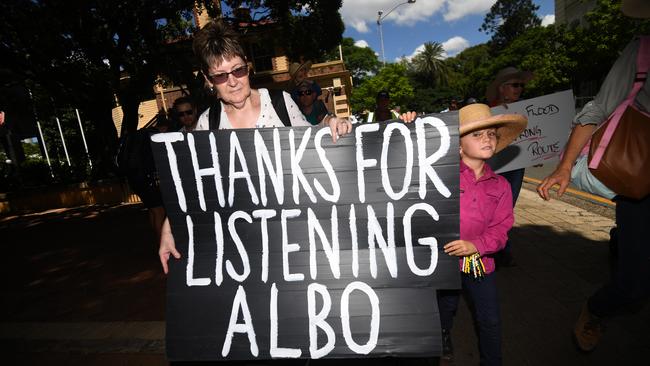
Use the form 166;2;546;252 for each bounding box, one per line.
340;0;555;62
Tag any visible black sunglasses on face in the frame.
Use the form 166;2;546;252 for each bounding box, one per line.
504;82;525;88
177;110;194;116
298;90;313;96
206;65;249;84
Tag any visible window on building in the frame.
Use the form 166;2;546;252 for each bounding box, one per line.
249;40;274;72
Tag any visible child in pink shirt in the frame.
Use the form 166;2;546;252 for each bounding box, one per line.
438;104;526;366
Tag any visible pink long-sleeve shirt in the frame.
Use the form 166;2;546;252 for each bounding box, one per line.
459;161;514;274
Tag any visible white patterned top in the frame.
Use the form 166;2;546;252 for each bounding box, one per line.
195;88;310;130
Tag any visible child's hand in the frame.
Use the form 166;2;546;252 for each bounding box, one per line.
444;240;478;257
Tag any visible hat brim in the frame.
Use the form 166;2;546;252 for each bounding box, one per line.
486;70;534;103
290;61;313;79
460;114;527;153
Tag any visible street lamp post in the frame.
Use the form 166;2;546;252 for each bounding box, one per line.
377;0;416;65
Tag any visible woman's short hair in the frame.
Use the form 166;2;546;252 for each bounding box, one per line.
192;20;247;74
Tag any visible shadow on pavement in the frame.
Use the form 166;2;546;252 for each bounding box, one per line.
1;208;648;365
452;224;649;366
0;203;165;322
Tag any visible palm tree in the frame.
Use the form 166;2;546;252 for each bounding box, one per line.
412;42;448;86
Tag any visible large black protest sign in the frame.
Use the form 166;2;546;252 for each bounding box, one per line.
151;114;461;361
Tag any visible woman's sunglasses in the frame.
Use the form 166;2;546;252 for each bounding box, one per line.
177;110;194;116
504;82;525;88
298;90;313;96
206;65;249;84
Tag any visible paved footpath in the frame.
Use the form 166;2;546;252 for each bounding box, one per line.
1;187;648;365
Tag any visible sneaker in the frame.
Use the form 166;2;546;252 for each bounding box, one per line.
574;304;603;352
441;328;454;362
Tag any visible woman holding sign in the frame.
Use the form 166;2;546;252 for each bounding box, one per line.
158;20;416;273
188;20;351;134
158;20;353;273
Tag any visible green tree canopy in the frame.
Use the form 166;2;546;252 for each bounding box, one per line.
442;25;574;103
221;0;344;61
490;25;574;97
1;0;199;174
347;0;650;117
1;0;346;178
349;63;414;116
444;44;492;99
443;0;650;103
567;0;650;93
337;38;381;86
480;0;541;50
411;42;448;87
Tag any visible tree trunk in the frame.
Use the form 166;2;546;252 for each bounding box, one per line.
79;84;119;178
119;90;141;137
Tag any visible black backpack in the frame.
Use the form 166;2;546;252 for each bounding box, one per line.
116;127;158;188
208;89;292;129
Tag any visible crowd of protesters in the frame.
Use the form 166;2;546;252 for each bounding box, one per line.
119;1;650;365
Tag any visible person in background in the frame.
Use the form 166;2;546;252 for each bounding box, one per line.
438;103;526;366
441;98;460;113
485;66;533;267
486;67;532;107
125;112;172;246
464;97;479;106
158;19;353;273
371;90;400;122
295;80;329;125
289;60;312;88
537;0;650;352
172;96;197;132
288;60;332;112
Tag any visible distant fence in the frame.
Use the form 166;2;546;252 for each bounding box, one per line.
0;178;141;214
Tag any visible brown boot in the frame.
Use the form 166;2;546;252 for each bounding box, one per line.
574;303;603;352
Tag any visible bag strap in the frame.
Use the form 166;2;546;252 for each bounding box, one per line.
208;99;222;130
268;89;292;127
589;36;650;169
207;89;291;130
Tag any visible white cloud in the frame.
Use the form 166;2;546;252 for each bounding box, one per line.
405;44;426;61
340;1;498;35
442;36;470;57
341;0;445;33
354;40;370;48
349;19;370;33
541;14;555;26
444;0;496;21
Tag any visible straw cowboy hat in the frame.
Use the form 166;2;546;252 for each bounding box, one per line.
622;0;650;18
289;61;313;80
486;66;533;104
459;103;528;153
